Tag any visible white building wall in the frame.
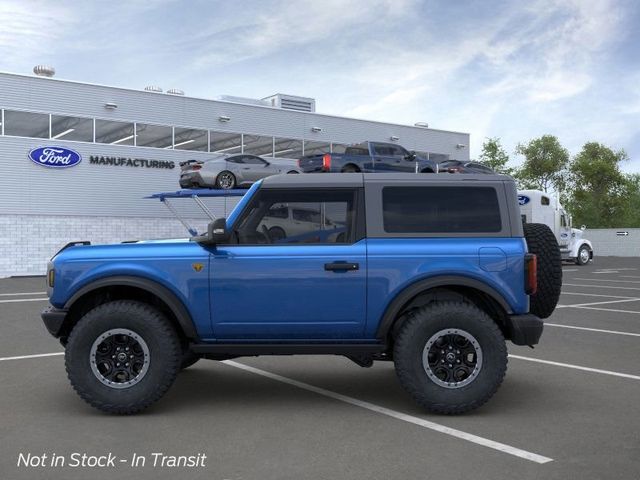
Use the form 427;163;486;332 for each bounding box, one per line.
585;228;640;257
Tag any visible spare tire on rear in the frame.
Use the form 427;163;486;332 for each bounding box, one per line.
523;223;562;319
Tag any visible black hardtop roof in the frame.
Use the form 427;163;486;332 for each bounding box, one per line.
260;173;515;188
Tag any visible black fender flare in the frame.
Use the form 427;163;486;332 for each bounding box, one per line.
64;275;198;339
375;275;512;340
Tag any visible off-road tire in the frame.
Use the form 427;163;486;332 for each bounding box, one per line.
65;300;182;414
393;301;507;415
576;244;591;266
523;222;562;318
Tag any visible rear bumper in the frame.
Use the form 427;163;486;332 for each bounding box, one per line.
506;313;543;346
41;306;68;337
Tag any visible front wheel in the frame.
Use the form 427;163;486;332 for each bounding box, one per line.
65;300;182;414
393;301;507;415
576;245;591;265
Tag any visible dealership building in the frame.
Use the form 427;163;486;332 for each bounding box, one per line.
0;68;470;277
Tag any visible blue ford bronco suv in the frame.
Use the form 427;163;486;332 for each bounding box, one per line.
42;173;562;415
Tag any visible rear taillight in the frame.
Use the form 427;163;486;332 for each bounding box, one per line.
322;154;331;171
297;158;301;168
525;253;537;295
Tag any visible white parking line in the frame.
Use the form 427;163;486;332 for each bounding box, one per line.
561;291;639;299
573;278;640;284
621;275;640;279
563;268;579;272
564;283;640;291
545;323;640;337
556;298;640;309
570;306;640;315
0;352;64;362
0;298;49;304
223;360;553;464
0;292;46;296
509;355;640;381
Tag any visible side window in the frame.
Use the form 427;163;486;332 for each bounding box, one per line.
561;215;567;227
374;145;393;156
541;196;550;206
391;145;409;157
382;186;502;233
227;156;243;164
243;155;267;165
234;189;359;245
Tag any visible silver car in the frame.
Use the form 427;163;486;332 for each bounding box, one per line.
179;154;301;189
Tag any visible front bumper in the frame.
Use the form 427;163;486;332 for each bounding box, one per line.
41;306;68;337
506;314;543;346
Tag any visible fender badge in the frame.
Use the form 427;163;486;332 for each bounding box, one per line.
192;263;204;272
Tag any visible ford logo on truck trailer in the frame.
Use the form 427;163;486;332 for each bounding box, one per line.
28;146;82;168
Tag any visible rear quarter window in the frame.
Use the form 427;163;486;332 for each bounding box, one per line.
382;186;502;233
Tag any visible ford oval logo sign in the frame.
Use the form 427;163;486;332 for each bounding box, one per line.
28;146;82;168
518;195;530;206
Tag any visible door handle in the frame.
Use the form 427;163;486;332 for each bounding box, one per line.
324;262;359;272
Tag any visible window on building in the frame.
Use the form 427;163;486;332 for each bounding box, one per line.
95;119;135;145
303;140;330;156
210;131;243;154
273;137;303;158
243;134;274;156
135;123;173;148
382;186;502;233
173;127;208;151
51;115;93;142
3;110;49;138
235;189;356;245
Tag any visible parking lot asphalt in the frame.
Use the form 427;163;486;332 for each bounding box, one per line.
1;258;639;480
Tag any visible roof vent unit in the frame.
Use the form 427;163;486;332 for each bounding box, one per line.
167;88;185;96
33;65;55;77
262;94;316;112
144;85;163;93
218;95;270;107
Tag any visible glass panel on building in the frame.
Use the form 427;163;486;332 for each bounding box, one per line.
273;137;303;159
173;127;208;151
95;119;135;145
304;140;331;156
331;143;348;154
51;115;93;142
210;131;243;154
3;110;49;138
243;134;274;156
136;123;173;148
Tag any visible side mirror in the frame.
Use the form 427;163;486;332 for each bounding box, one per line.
405;150;417;161
581;225;586;231
194;218;229;244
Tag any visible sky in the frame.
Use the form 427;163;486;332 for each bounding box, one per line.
1;0;639;171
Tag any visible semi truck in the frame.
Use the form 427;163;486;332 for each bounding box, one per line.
518;190;594;265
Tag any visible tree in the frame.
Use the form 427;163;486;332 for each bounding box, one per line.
478;137;513;175
567;142;632;228
514;135;569;193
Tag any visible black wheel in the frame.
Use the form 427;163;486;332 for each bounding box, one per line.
65;300;182;414
523;223;562;318
215;171;236;190
180;350;200;370
287;170;299;174
341;165;359;173
394;301;507;415
268;227;286;242
576;244;591;266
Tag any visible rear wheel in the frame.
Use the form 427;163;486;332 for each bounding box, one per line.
523;223;562;318
341;165;359;173
215;171;236;190
394;301;507;414
65;300;182;414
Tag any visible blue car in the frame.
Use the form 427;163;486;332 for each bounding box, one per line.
42;173;561;414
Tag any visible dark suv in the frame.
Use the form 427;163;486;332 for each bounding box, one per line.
42;173;561;415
